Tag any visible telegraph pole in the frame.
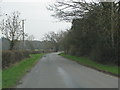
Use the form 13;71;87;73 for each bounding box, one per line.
22;20;25;42
22;20;25;50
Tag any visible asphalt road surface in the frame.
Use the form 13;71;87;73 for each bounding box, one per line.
16;53;118;88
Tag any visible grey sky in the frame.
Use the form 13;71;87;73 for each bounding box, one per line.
0;0;72;40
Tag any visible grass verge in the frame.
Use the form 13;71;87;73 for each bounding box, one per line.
0;70;2;89
2;53;44;88
59;53;119;77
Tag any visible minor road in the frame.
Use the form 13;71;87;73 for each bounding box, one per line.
16;53;118;88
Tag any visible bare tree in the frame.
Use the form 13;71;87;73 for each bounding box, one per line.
47;0;93;21
0;11;23;50
26;34;35;50
27;35;35;41
43;31;67;52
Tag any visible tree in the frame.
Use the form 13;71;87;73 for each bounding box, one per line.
26;34;35;50
48;0;119;65
0;11;24;50
47;0;94;21
43;31;66;52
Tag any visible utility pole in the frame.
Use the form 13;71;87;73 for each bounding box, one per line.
22;19;25;50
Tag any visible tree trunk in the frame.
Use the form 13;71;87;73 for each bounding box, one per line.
10;40;14;50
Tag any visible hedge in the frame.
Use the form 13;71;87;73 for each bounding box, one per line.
2;50;42;69
2;51;29;69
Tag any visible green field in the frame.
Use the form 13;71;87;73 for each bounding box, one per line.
2;53;44;88
59;53;119;76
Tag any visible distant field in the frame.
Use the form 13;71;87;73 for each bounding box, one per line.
59;53;119;76
2;53;44;88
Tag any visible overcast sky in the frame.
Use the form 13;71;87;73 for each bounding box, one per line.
0;0;72;40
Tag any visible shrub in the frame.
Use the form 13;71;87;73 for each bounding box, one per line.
30;50;42;54
2;50;30;69
90;45;117;65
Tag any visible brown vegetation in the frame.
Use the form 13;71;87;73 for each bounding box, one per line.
2;50;42;69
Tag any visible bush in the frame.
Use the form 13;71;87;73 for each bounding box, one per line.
2;50;30;69
90;45;117;65
30;50;42;54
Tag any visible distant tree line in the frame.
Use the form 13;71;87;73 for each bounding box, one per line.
0;37;49;51
48;1;120;65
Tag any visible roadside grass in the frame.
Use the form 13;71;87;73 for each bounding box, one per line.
59;53;119;76
2;53;44;88
0;70;2;89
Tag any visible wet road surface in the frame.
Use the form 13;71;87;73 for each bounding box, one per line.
16;53;118;88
